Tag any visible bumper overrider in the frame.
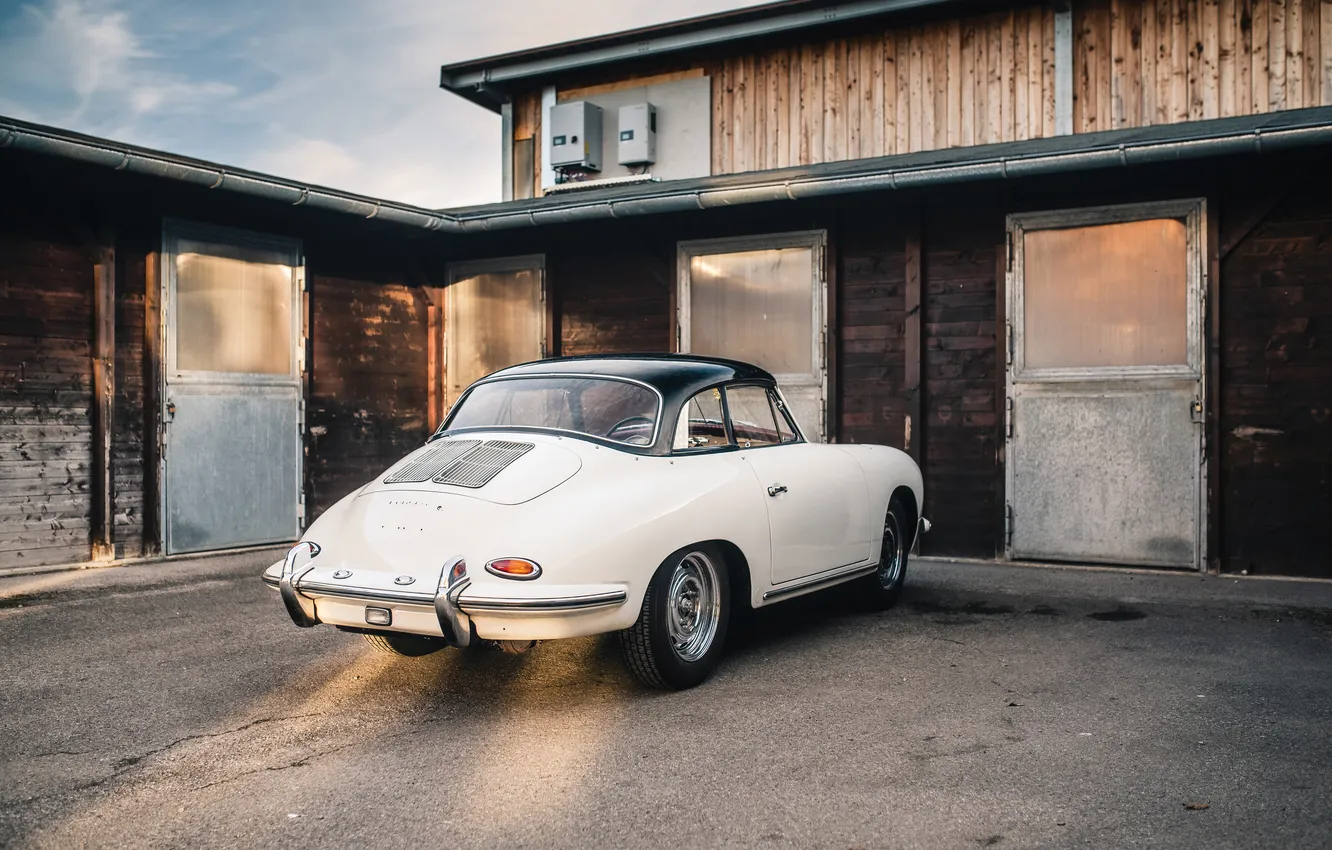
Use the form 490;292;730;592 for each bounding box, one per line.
262;543;628;646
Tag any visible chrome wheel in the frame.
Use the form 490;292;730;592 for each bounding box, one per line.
666;550;721;662
877;511;905;589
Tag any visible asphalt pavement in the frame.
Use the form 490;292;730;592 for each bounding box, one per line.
2;551;1330;849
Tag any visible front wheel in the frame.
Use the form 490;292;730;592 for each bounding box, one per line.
860;497;910;610
620;545;730;690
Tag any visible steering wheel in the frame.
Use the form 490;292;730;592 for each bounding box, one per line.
605;414;654;440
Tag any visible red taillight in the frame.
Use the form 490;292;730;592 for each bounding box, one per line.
485;558;542;580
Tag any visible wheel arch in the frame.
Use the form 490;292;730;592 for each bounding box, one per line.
703;539;754;611
889;486;920;549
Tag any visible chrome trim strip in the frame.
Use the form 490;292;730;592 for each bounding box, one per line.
297;581;436;606
460;590;628;612
261;574;279;589
762;563;877;601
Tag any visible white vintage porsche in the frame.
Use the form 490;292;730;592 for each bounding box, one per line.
264;355;925;689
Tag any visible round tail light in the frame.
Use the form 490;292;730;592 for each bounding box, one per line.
485;558;542;580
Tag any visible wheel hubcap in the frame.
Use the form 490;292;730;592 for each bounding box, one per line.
666;551;720;662
878;513;905;589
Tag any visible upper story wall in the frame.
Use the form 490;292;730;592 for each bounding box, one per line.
505;0;1332;195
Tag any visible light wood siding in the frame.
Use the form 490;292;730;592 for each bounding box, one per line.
512;0;1332;180
713;7;1058;172
1079;0;1332;131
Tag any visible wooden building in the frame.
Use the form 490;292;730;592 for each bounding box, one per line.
3;0;1331;579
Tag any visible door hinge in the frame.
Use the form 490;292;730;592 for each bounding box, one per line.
297;269;307;292
1005;322;1014;366
298;493;306;523
675;324;682;353
1005;231;1014;272
1005;396;1014;438
1005;503;1014;549
298;398;306;434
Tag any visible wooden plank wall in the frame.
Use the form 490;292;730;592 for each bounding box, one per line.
307;277;431;520
518;0;1332;180
0;218;95;569
112;243;148;558
837;216;908;447
1076;0;1332;132
712;7;1059;173
557;246;672;356
1219;184;1332;577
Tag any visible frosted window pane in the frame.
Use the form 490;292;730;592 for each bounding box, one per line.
448;269;543;398
175;251;293;374
1023;219;1188;369
690;247;813;376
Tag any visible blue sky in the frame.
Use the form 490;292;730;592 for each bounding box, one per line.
0;0;747;207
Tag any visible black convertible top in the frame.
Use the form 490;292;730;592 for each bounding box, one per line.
487;354;775;403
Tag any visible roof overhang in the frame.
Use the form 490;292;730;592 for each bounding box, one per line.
5;109;1331;235
439;0;960;112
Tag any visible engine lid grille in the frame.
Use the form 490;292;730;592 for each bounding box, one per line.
433;440;535;488
382;439;482;484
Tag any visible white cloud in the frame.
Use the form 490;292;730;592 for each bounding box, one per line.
0;0;752;207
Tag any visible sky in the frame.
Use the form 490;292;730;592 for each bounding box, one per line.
0;0;751;208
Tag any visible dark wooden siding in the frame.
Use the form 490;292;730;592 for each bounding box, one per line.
837;218;907;447
112;242;148;558
307;276;431;520
1220;187;1332;577
0;217;94;569
557;247;671;356
921;219;1001;559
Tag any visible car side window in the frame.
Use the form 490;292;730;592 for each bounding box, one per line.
770;390;799;443
725;385;782;448
672;387;728;451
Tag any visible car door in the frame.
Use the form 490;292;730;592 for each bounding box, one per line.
725;384;872;585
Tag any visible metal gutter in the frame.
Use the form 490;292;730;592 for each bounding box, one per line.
440;0;957;111
0;117;463;233
4;112;1332;235
444;117;1332;231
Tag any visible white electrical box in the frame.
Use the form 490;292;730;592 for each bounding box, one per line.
548;100;603;172
617;102;657;166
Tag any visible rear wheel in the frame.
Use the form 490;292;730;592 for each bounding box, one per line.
362;632;446;657
861;497;910;610
620;545;730;690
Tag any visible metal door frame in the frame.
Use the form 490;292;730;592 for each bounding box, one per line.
1004;199;1208;569
444;254;547;407
676;231;828;440
160;219;305;554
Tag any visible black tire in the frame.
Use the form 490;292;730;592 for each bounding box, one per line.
362;631;446;657
861;496;910;610
620;544;731;690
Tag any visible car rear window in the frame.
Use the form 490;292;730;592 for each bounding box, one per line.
444;377;660;446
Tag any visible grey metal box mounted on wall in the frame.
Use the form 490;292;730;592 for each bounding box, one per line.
618;102;657;166
549;100;603;172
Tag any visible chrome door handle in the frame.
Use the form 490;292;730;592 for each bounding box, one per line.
767;484;787;497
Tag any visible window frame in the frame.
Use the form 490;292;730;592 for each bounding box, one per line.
670;384;736;456
723;382;801;452
681;231;825;415
162;219;304;387
1008;199;1205;383
444;254;547;406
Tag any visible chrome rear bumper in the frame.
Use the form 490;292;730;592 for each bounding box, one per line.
263;554;627;646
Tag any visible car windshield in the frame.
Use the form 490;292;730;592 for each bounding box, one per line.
443;376;660;446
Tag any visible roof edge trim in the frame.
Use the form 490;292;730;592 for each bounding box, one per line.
440;0;956;111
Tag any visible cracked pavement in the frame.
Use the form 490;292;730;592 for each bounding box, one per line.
2;551;1331;849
